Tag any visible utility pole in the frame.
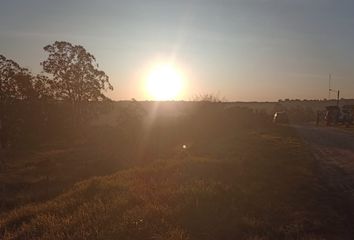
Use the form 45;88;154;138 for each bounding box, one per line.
328;74;340;106
328;74;331;99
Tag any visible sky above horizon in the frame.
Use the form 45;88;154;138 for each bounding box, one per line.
1;0;354;101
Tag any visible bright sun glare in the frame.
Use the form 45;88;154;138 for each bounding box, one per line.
146;64;183;100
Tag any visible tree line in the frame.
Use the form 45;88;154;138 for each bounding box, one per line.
0;41;113;149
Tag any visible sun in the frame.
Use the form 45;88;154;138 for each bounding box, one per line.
146;64;183;100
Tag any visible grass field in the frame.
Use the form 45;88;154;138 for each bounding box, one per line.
0;122;348;240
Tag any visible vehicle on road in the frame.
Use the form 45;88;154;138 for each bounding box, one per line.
273;111;289;124
341;105;354;127
325;106;340;126
317;105;354;127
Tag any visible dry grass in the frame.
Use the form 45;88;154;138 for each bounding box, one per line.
0;126;345;240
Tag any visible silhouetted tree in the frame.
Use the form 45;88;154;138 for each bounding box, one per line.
0;55;30;100
192;93;224;103
31;74;54;100
0;55;57;149
41;41;113;124
0;55;33;148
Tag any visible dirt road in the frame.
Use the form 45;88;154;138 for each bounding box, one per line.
295;125;354;163
295;124;354;237
295;124;354;190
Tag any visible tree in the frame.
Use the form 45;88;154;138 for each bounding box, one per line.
0;55;31;101
41;41;113;125
41;41;113;102
0;55;33;148
31;74;54;100
192;93;225;103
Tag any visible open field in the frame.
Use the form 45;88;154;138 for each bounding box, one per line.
2;103;354;239
1;102;354;239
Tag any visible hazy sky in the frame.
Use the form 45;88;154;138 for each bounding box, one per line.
1;0;354;101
